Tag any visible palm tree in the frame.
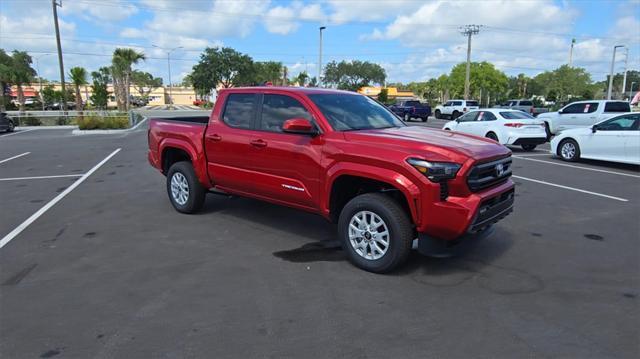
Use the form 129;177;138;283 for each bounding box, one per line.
0;49;13;112
112;48;145;111
69;67;87;113
9;51;36;112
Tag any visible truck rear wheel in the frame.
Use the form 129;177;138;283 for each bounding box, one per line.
166;161;206;214
452;111;460;120
338;193;413;273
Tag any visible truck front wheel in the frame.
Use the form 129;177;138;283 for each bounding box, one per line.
338;193;413;273
166;161;206;214
434;110;441;119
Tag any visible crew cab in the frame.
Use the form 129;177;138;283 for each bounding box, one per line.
434;100;480;120
388;100;432;122
497;99;549;117
148;87;515;273
538;100;631;136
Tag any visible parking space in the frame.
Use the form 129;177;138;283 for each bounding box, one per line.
0;123;638;358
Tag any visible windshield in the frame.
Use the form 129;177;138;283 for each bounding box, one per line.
308;94;405;131
500;111;535;119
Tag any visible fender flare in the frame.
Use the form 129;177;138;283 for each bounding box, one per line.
158;138;210;187
323;162;422;225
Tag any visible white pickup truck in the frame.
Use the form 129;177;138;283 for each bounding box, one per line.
538;100;631;136
434;99;479;119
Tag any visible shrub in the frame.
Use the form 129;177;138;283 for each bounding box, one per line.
77;115;129;130
23;116;42;126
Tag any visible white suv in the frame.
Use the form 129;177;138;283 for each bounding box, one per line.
537;100;630;136
434;100;480;120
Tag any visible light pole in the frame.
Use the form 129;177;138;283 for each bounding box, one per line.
34;54;50;110
152;45;183;108
318;26;326;87
621;46;628;100
607;45;625;100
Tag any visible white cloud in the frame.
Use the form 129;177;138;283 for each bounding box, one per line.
120;28;146;39
326;0;422;24
263;2;326;35
61;0;138;22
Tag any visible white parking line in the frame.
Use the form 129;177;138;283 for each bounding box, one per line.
0;128;37;137
513;156;640;178
0;174;83;182
512;153;551;157
0;148;121;249
513;175;629;202
0;152;30;164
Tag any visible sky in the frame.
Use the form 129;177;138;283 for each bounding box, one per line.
1;0;639;86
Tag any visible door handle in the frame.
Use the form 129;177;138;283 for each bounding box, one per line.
207;134;222;142
250;139;267;148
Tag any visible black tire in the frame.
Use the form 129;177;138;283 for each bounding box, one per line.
521;144;537;151
404;113;410;122
421;116;427;122
166;161;206;214
434;110;441;119
486;132;499;142
558;138;580;162
444;128;451;131
338;193;413;273
452;111;460;120
6;120;14;132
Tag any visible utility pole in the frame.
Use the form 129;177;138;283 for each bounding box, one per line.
318;26;326;87
152;45;182;109
459;25;481;100
52;0;66;111
621;47;628;100
568;38;575;67
607;45;624;100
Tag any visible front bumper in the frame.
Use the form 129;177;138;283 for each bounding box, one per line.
416;183;514;256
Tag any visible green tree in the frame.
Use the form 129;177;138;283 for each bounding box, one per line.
448;62;508;101
378;88;389;103
308;76;318;87
90;67;111;110
69;66;88;112
254;61;283;85
292;71;309;87
131;70;162;99
191;47;255;94
0;49;13;112
8;51;36;112
322;60;386;91
112;48;146;110
532;65;592;102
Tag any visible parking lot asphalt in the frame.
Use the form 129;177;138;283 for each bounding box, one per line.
1;119;639;358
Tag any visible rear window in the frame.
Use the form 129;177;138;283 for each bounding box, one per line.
222;94;256;129
404;100;421;106
465;101;479;107
604;101;631;113
519;101;533;106
500;111;535;119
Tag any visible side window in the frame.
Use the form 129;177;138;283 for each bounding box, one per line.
583;102;598;113
598;115;639;131
520;101;533;106
260;94;312;133
562;103;584;114
444;101;452;106
453;101;463;106
222;94;257;129
458;112;478;122
478;111;497;121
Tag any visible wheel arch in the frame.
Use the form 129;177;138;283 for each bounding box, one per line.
158;139;210;188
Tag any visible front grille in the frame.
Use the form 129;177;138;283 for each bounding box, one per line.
467;156;512;192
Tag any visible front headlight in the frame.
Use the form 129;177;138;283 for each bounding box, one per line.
407;158;461;182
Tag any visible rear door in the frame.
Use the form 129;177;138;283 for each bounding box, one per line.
247;93;324;209
602;101;631;121
204;92;263;193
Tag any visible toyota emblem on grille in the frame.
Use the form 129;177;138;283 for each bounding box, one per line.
495;163;505;177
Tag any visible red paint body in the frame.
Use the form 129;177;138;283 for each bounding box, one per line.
148;87;514;241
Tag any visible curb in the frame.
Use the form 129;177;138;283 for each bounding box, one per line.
71;118;148;135
15;125;78;130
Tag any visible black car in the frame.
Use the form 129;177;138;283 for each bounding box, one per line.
0;112;15;132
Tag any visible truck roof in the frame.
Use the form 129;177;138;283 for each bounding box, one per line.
220;86;357;96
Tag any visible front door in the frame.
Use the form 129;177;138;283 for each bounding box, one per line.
580;114;637;162
247;93;324;210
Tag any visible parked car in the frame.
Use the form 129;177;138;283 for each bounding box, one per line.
434;99;479;119
443;109;547;151
550;112;639;165
44;102;76;110
537;100;631;137
148;87;514;273
388;100;431;122
497;99;549;117
0;112;15;132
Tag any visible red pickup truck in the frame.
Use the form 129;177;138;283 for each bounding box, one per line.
148;87;514;273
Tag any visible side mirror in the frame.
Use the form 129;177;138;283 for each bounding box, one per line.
591;125;598;133
282;118;317;135
558;110;563;114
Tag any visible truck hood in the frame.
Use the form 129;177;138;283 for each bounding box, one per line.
344;126;510;163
